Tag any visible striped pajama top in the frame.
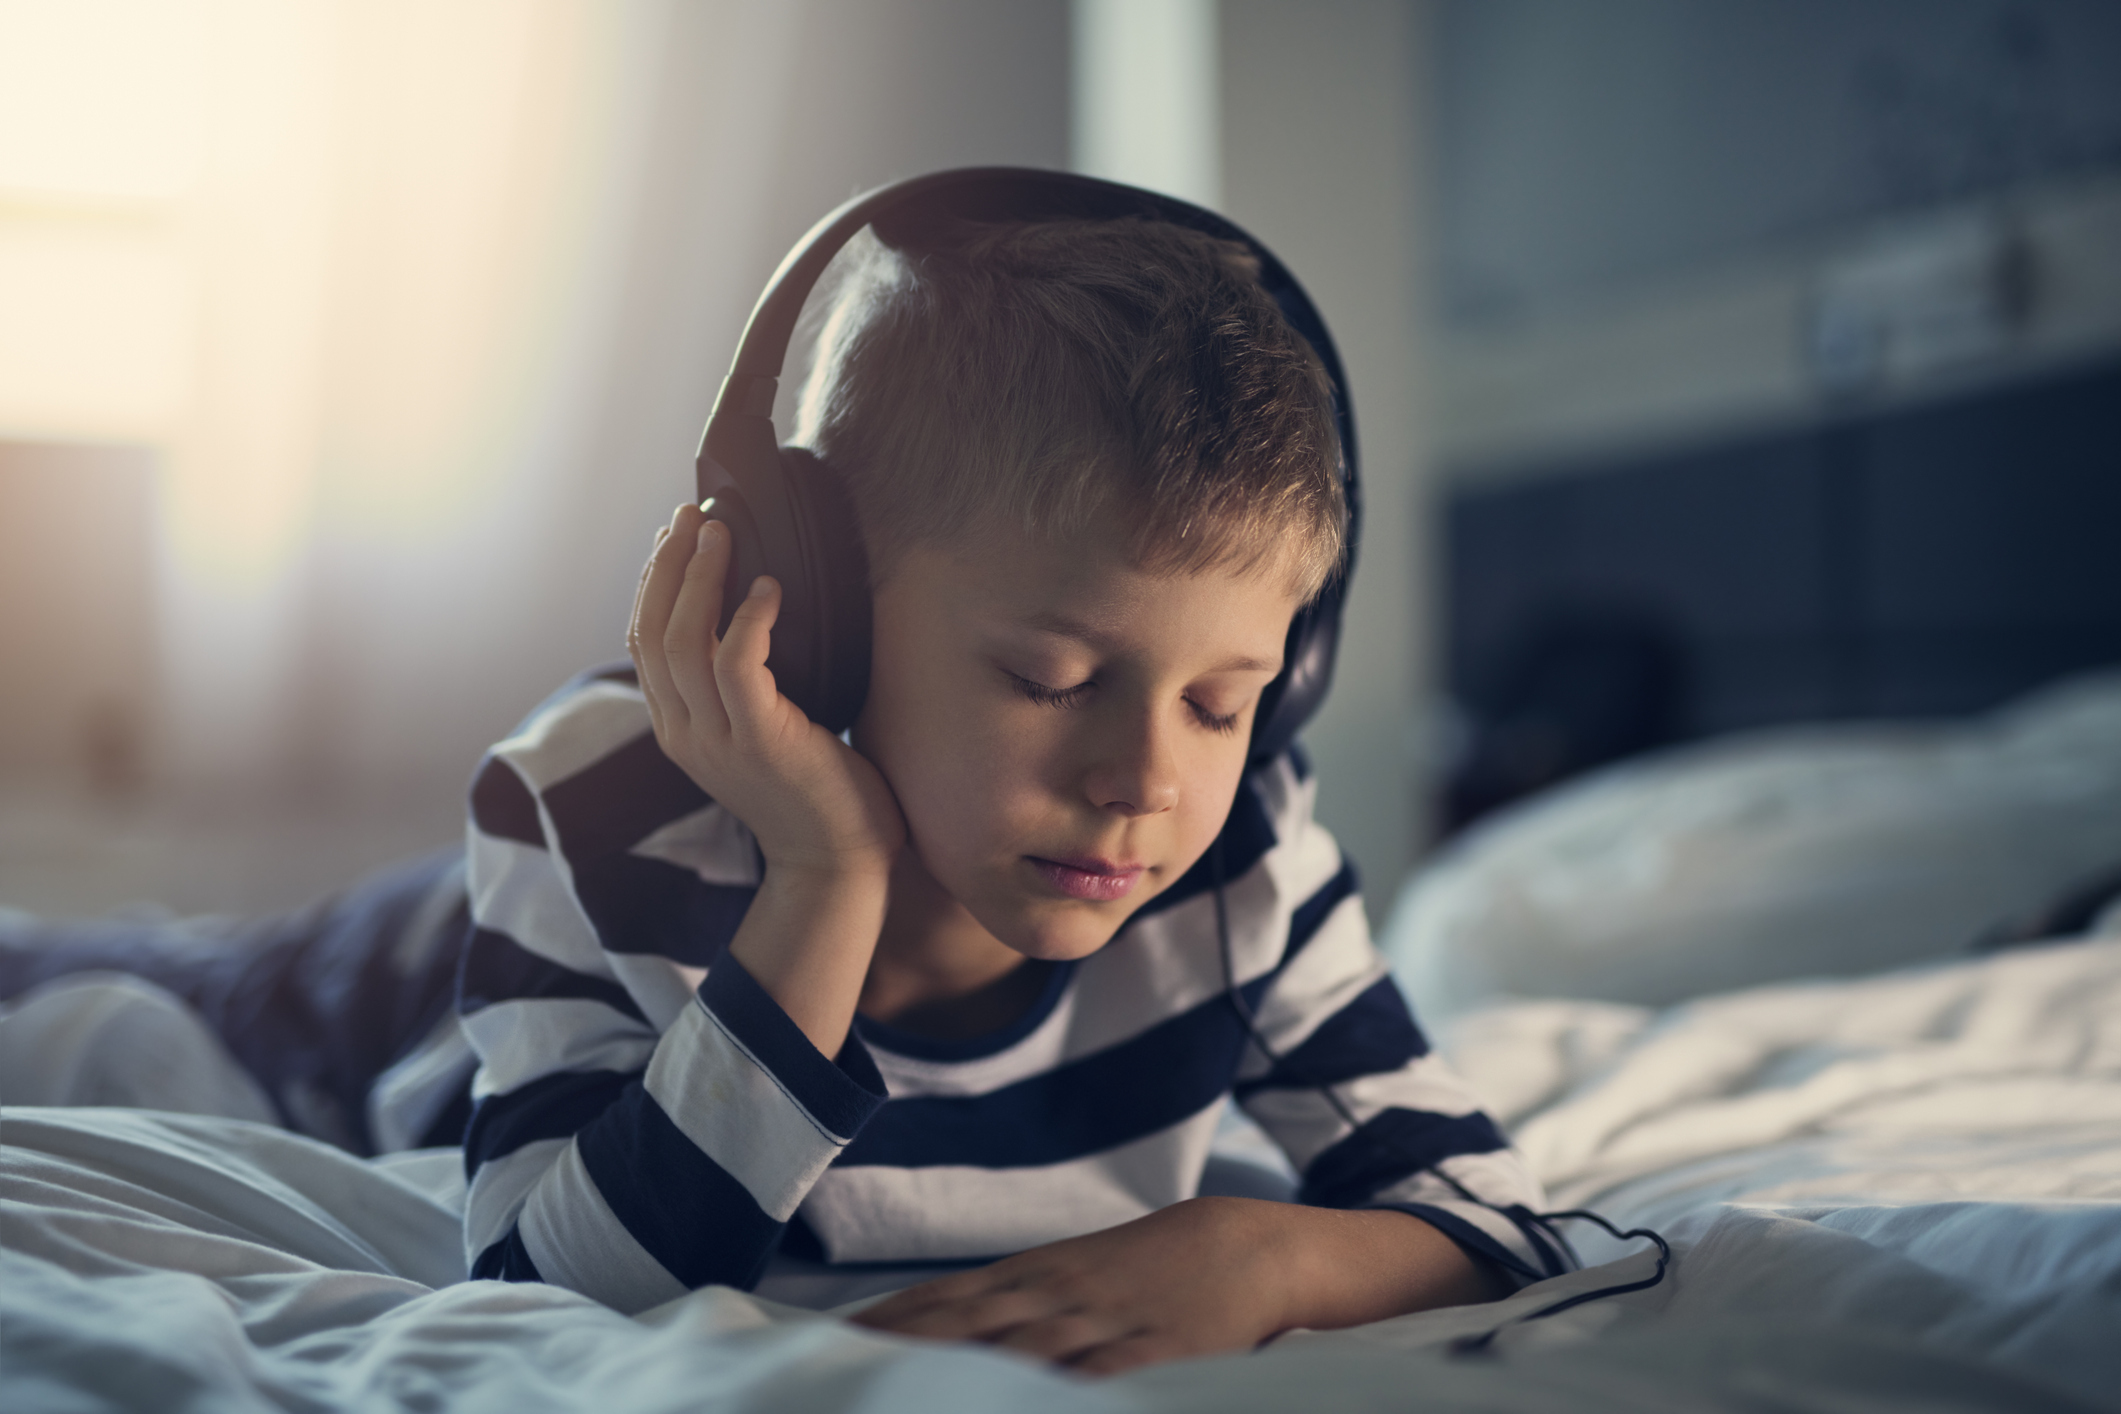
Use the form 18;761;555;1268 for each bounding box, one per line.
457;666;1563;1313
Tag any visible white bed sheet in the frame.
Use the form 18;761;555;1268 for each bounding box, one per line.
6;936;2119;1412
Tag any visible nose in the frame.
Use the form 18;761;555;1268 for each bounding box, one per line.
1082;705;1181;817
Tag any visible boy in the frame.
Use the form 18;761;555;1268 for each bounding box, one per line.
458;215;1560;1373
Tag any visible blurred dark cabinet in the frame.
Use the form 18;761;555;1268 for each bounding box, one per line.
1441;356;2121;821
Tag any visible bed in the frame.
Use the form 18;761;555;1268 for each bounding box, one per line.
7;679;2121;1413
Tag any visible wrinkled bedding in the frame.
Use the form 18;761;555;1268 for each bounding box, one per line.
6;936;2119;1412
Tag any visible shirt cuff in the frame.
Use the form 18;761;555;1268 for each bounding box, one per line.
1371;1200;1573;1290
697;948;887;1139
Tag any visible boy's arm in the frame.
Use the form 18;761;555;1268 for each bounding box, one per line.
458;714;890;1313
1225;769;1561;1288
455;504;905;1311
631;502;904;1056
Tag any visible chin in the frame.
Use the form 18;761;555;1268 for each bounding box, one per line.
990;903;1133;963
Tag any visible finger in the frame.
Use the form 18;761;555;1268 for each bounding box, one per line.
632;508;699;680
1065;1330;1184;1377
628;524;674;736
993;1310;1131;1364
633;505;704;731
868;1283;1057;1342
852;1269;1009;1330
664;518;735;734
625;524;666;658
713;575;786;741
631;523;669;611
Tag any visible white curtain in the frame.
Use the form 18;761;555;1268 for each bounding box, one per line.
0;0;1068;811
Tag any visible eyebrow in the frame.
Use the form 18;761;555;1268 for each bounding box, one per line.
1019;609;1283;675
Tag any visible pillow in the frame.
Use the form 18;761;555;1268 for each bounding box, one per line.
1381;670;2121;1019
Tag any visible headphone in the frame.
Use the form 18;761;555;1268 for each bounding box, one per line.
694;166;1360;766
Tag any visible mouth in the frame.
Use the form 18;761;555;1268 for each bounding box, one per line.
1026;855;1148;903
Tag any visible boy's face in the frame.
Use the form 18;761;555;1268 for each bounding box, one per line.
852;517;1304;962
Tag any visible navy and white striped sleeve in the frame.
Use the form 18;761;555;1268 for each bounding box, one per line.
1233;755;1567;1289
457;671;887;1311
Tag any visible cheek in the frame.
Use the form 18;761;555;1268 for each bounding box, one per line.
894;722;1044;855
1175;748;1249;856
858;654;1056;864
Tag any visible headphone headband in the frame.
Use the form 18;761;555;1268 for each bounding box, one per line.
695;167;1359;764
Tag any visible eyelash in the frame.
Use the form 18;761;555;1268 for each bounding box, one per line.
1007;674;1243;736
1009;674;1091;709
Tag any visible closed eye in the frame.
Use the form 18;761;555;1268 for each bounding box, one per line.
1187;698;1243;735
1011;671;1244;735
1009;672;1094;709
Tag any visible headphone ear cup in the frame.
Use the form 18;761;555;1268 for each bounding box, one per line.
1250;595;1342;766
775;447;871;732
1249;442;1359;765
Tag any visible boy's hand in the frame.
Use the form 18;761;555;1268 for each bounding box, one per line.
628;502;905;880
849;1197;1504;1376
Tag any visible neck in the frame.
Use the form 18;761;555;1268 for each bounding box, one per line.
858;850;1049;1040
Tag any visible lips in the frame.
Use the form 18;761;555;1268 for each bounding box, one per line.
1028;855;1147;903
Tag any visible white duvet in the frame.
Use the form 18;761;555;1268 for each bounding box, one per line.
7;935;2119;1413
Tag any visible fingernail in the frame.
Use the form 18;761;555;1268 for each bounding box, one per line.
749;576;772;598
695;520;722;551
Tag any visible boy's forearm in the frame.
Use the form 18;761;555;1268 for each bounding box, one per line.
1274;1205;1510;1330
726;863;890;1058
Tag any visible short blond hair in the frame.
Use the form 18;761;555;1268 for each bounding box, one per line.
792;218;1345;599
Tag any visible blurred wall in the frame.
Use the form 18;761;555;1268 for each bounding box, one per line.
1428;0;2121;475
1436;0;2121;327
